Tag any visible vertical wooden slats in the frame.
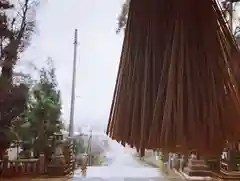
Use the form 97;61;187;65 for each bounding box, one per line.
107;0;240;157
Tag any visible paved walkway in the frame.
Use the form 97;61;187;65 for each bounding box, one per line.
73;166;161;180
72;143;166;181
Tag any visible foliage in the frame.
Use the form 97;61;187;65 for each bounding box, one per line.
0;83;29;157
116;0;130;33
14;59;63;158
74;138;86;154
0;0;38;83
0;0;37;158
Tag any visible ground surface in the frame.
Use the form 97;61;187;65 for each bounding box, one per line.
1;141;178;181
0;178;69;181
71;145;170;181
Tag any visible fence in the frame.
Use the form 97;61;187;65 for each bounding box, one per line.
0;154;45;177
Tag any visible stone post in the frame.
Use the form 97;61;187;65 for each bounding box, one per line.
168;153;172;169
39;154;45;174
180;155;184;171
172;153;180;170
3;154;9;174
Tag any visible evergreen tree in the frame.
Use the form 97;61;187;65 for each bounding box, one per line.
18;59;63;158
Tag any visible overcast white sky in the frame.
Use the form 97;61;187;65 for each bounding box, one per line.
18;0;124;131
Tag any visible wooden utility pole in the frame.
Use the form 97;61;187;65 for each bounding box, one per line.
69;29;78;137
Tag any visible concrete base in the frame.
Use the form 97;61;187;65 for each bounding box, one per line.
183;167;212;177
47;155;67;176
219;169;240;179
47;165;66;176
183;159;212;177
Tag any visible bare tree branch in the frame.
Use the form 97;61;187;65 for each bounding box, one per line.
0;0;38;83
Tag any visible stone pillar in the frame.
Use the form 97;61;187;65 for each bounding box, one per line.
168;153;172;169
3;154;9;173
172;153;180;170
39;154;45;174
179;155;184;171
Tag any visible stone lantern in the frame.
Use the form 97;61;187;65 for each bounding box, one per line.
47;132;67;176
